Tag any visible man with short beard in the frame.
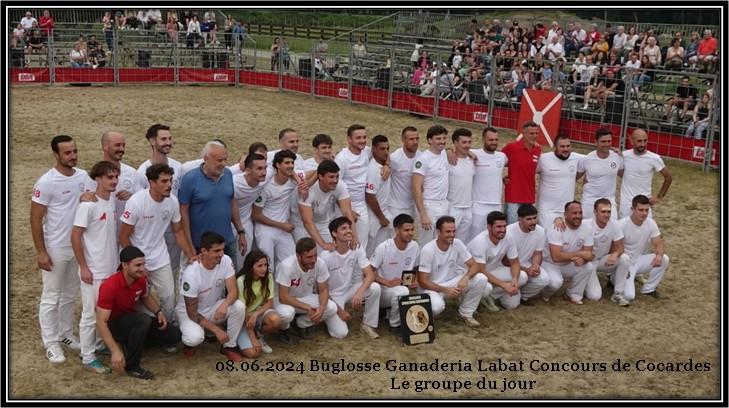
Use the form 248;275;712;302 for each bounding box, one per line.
389;127;421;223
365;135;394;256
232;153;267;262
101;131;145;233
536;134;584;228
413;125;450;246
505;204;550;306
577;127;623;221
447;129;475;243
469;127;507;242
589;199;631;306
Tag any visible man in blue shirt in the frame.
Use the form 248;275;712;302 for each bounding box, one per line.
179;140;246;269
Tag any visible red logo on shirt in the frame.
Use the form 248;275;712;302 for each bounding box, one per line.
99;212;107;221
122;210;131;219
33;189;41;198
290;278;301;287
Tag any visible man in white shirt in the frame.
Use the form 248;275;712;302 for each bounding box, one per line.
299;160;356;252
119;163;198;321
619;195;670;301
619;128;672;219
32;135;96;363
275;238;348;339
469;127;507;242
301;133;334;183
252;150;299;270
365;135;394;256
389;126;421;221
447;129;475;243
70;161;119;374
546;35;564;61
232;153;267;263
20;11;37;29
413;125;450;246
417;216;487;327
467;211;526;310
612;26;627;53
336;124;378;250
577;127;624;221
370;214;419;334
588;199;631;306
265;128;308;240
506;205;551;306
100;131;145;232
137;124;184;279
320;217;381;339
536;135;583;228
540;201;595;305
176;232;245;361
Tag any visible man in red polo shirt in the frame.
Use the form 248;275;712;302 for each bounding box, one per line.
692;29;718;73
96;246;181;380
502;121;542;224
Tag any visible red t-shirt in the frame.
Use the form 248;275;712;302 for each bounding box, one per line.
698;37;717;56
97;270;148;321
502;139;541;203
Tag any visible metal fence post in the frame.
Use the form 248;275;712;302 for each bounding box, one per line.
618;74;633;151
347;44;353;105
433;63;440;121
278;45;283;93
487;56;496;126
703;74;720;172
174;36;179;86
235;36;240;88
310;47;315;98
112;29;119;86
387;48;394;112
48;33;55;85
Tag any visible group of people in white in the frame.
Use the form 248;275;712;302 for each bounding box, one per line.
31;121;672;379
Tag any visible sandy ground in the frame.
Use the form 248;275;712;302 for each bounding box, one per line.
8;84;720;400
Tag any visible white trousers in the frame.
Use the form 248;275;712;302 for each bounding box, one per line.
390;205;417;221
39;246;80;348
486;266;528;310
418;199;450;246
519;266;552;301
366;209;393;258
379;285;410;327
146;263;176;322
79;278;106;364
470;202;502;242
176;298;246;349
352;201;370;253
451;206;473;243
541;260;595;302
274;294;347;339
623;254;670;300
255;223;296;273
291;218;309;243
233;220;254;271
537;208;563;230
419;273;488;318
164;227;181;279
331;282;382;328
590;253;631;298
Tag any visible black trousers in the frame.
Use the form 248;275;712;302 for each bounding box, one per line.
109;312;181;370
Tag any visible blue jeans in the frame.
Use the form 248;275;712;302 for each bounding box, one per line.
225;240;240;272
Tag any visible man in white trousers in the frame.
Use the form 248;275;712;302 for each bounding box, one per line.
365;135;394;256
232;153;267;265
413;125;450;246
388;127;421;221
505;204;551;306
447;128;475;243
417;216;487;327
540;201;595;305
70;161;119;374
370;213;419;334
536;135;583;228
619;194;670;301
469;127;507;242
588;198;631;306
320;217;382;339
577;127;623;221
32;135;96;363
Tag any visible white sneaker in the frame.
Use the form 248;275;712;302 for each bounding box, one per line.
61;336;81;352
259;337;272;354
360;324;380;340
46;344;66;363
480;296;501;312
610;294;630;307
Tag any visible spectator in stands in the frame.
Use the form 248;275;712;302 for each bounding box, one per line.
607;49;622;69
685;93;712;139
685;31;700;67
186;15;201;49
20;11;37;30
136;10;149;30
13;23;26;47
418;50;432;70
582;67;604;109
147;9;162;28
565;21;586;58
640;36;661;67
281;37;291;71
691;29;718;73
591;33;609;56
167;15;179;45
353;37;367;59
70;42;88;68
529;36;546;58
270;37;281;71
664;75;698;122
205;10;218;46
635;55;655;87
87;35;105;68
224;15;234;50
546;34;564;62
594;51;608;66
623;26;640;59
102;12;114;51
411;65;426;87
315;36;328;58
664;38;685;71
612;26;627;55
26;28;46;55
410;39;424;68
232;20;246;51
39;10;54;38
600;69;625;107
115;11;127;30
580;24;600;55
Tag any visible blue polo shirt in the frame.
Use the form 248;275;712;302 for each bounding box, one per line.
179;165;235;249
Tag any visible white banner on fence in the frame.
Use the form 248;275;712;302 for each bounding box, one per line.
338;88;349;98
473;111;488;123
18;73;36;82
213;73;229;82
692;146;716;162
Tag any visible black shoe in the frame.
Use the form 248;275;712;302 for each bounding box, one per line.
389;325;402;336
277;329;298;345
520;297;536;307
291;320;313;340
126;366;154;380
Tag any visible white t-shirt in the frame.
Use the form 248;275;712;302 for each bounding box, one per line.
176;255;235;316
544;222;594;264
254;177;297;223
448;156;475;208
471;149;507;205
233;173;266;225
181;159;204;178
412;149;449;201
276;255;330;300
591;218;624;259
505;222;545;267
227;163;245;176
546;42;564;60
73;196;118;279
620;149;665;202
537;152;583;212
366;160;393;219
120;189;181;270
619;217;660;260
467;231;518;271
300;158;320;173
299;180;350;231
32;167;96;248
319;248;370;301
370;239;420;281
137;158;183;197
335;147;370;204
389;148;420;210
116;163;146;227
578;150;624;202
418;239;471;284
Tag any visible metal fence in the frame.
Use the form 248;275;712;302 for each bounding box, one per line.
10;27;720;171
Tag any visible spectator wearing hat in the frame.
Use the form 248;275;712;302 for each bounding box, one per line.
96;246;182;380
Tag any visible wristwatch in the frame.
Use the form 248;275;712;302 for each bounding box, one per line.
237;228;246;235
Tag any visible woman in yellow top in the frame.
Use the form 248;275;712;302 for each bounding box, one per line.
236;250;283;358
